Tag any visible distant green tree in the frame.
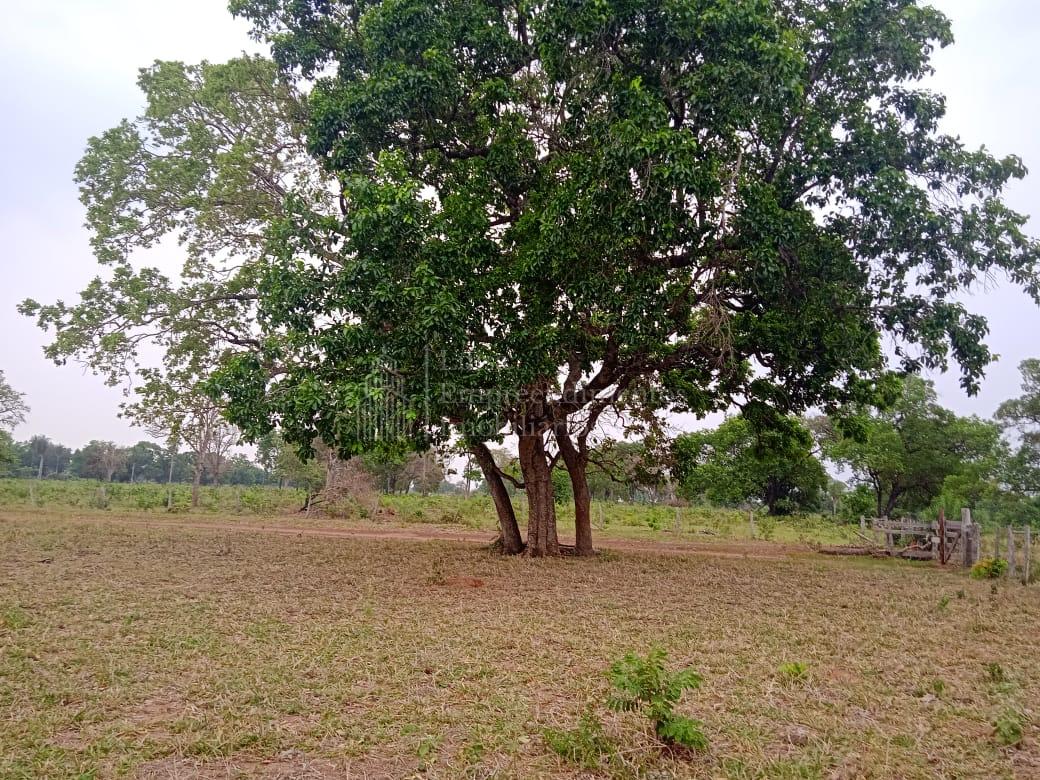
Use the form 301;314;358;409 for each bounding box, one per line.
17;438;73;479
843;484;878;522
673;417;826;515
73;441;129;483
275;442;326;507
586;439;667;503
997;359;1040;444
461;456;482;498
400;450;447;497
0;431;16;476
360;451;413;494
996;359;1040;498
824;479;847;518
121;441;168;482
0;371;29;431
27;435;52;480
225;455;268;486
255;431;280;485
821;377;1000;518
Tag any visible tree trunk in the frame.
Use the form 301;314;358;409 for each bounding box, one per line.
37;456;44;480
555;426;594;556
470;442;524;555
517;430;560;557
191;462;202;509
882;488;901;519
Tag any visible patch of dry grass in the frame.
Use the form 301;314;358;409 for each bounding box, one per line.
1;512;1037;779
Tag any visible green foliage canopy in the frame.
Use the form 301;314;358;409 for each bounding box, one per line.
215;0;1039;467
820;376;1001;518
673;416;826;514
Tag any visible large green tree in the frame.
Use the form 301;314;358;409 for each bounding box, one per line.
25;1;1040;555
20;56;310;505
210;0;1038;554
819;377;1000;518
673;416;826;514
20;60;356;501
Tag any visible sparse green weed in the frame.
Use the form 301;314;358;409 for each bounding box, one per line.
994;709;1025;747
543;710;617;770
777;661;811;685
971;558;1008;580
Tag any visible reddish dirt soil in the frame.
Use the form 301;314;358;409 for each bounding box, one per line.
41;514;806;561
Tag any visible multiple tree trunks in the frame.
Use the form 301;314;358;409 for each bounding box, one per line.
473;429;599;558
517;431;560;557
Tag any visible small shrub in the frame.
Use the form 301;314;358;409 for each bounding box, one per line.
994;709;1025;747
756;516;777;541
88;487;110;510
984;662;1008;684
971;557;1008;580
936;595;950;612
645;510;664;532
607;647;707;751
437;510;465;526
777;661;811;685
543;710;617;770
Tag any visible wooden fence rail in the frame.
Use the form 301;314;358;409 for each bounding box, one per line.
829;513;1033;584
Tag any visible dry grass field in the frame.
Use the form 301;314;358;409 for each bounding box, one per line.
1;509;1037;779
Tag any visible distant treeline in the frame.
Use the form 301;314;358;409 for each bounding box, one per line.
1;437;269;486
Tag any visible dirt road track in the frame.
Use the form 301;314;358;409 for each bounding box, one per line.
6;512;805;562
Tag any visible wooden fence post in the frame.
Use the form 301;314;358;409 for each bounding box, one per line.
961;508;975;567
1023;526;1031;586
1007;526;1017;579
859;515;866;533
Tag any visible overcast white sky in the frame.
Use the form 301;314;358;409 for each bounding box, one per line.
0;0;1038;448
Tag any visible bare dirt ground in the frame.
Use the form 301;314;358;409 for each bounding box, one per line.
37;511;804;561
2;510;1038;779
